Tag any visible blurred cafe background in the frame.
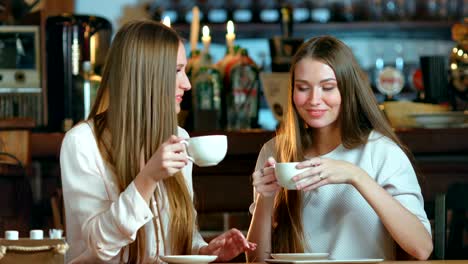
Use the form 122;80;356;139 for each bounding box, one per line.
0;0;467;261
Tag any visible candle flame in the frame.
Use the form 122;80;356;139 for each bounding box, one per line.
227;20;234;34
162;16;171;27
202;25;210;38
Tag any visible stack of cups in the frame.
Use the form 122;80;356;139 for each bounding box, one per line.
30;229;44;240
4;230;19;240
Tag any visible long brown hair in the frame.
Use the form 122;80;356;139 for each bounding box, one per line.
88;20;194;262
272;35;410;253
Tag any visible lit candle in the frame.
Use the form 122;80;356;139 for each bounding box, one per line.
162;16;171;27
202;25;211;53
226;20;236;53
190;6;200;52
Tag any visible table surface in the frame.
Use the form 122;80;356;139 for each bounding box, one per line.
242;261;467;264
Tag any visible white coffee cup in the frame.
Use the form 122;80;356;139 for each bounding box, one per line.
30;229;44;240
5;230;19;240
181;135;228;167
275;162;308;190
49;229;63;239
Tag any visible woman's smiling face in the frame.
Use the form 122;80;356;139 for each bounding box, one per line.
293;58;342;130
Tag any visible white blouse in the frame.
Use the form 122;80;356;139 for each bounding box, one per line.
251;131;431;260
60;122;207;263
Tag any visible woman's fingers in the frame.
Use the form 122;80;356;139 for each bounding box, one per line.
252;173;276;186
302;177;329;191
266;156;277;167
297;157;323;168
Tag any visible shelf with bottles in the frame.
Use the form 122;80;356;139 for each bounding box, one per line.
172;21;454;43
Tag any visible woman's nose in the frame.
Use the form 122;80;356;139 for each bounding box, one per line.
180;72;191;91
309;87;322;105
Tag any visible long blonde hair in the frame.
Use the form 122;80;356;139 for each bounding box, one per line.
272;35;410;253
88;20;195;262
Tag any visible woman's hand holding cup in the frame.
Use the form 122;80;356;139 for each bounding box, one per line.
141;135;189;182
252;156;281;198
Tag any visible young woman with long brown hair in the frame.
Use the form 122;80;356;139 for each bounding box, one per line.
247;36;432;261
60;20;255;263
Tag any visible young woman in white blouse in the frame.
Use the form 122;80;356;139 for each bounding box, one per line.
60;20;255;263
246;36;432;261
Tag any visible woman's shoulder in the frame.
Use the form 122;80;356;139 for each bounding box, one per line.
257;136;277;158
62;121;96;147
367;130;400;150
177;126;189;139
365;130;407;162
263;136;276;149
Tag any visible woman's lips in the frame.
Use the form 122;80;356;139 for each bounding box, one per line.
306;109;327;118
176;95;183;103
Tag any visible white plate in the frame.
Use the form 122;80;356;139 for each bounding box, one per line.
159;255;217;264
409;111;468;128
271;253;330;260
265;258;384;264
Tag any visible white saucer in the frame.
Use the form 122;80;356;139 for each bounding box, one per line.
160;255;217;264
271;253;329;260
265;258;384;264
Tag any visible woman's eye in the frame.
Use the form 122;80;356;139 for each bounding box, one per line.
296;86;308;91
322;86;336;91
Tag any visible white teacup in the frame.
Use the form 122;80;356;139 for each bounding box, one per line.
275;162;308;190
182;135;227;167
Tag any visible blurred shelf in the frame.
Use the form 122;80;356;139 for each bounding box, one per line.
172;21;454;43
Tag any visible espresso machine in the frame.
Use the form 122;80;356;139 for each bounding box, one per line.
45;14;112;131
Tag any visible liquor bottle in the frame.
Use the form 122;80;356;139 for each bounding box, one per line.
224;48;260;130
191;53;223;131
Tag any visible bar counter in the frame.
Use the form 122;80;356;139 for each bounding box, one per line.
30;127;468;159
29;127;468;214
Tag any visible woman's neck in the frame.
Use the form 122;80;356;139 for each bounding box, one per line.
305;125;341;157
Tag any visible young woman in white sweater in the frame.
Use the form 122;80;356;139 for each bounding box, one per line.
247;36;432;261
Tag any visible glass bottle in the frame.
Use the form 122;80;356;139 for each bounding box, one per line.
225;48;260;130
191;52;223;131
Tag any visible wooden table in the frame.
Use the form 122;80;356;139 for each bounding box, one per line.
244;261;468;264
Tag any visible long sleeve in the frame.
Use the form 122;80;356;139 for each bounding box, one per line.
177;127;209;254
61;123;154;262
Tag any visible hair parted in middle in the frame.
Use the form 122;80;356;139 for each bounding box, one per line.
272;35;408;253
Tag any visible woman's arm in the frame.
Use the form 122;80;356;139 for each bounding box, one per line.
246;155;280;262
351;173;433;260
246;194;276;262
295;139;433;260
60;127;154;261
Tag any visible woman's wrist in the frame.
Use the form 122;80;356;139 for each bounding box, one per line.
198;245;208;255
134;171;159;203
349;167;369;188
256;194;276;214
